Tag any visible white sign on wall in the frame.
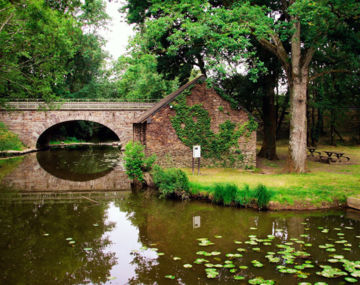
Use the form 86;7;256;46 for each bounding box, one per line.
193;145;201;158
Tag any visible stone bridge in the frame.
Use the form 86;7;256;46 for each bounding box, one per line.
0;101;155;148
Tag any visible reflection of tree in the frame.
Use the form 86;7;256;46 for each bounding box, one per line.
37;145;120;181
115;193;360;285
0;201;116;284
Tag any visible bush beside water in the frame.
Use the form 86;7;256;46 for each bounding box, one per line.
123;141;272;210
152;165;190;199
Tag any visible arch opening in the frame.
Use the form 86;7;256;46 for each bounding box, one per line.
36;120;120;148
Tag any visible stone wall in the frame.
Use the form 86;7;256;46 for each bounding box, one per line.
0;110;145;148
137;83;257;168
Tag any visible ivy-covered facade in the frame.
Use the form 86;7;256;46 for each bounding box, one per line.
133;76;257;168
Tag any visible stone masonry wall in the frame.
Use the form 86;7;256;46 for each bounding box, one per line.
0;110;145;148
142;83;257;168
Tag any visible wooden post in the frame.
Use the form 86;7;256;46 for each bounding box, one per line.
192;157;195;175
197;157;200;175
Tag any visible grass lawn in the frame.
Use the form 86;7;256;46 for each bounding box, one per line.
183;141;360;207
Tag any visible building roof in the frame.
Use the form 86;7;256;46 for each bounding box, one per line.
134;75;206;124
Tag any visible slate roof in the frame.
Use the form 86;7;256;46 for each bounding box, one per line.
134;75;206;124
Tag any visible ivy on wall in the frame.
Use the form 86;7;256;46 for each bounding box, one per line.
170;93;258;166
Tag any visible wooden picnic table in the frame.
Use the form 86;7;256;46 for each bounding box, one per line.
307;147;350;163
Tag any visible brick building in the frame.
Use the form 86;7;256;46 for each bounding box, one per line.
133;75;257;168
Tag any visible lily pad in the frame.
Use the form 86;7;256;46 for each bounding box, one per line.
164;275;175;279
183;264;192;268
233;275;245;280
344;277;357;283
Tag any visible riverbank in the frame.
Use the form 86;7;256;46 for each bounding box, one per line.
183;143;360;210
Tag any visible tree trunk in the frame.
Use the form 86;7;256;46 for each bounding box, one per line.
288;77;308;173
258;77;278;160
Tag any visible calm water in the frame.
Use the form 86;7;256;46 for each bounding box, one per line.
0;146;360;285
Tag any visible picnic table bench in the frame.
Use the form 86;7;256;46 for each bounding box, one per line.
307;147;350;164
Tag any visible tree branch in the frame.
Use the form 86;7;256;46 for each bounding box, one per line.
301;46;315;71
309;69;354;81
258;35;289;72
0;13;13;33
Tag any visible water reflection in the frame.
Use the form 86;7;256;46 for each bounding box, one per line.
37;145;120;181
0;193;360;284
0;200;116;285
0;146;131;191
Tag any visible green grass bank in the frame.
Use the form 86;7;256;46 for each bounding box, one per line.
0;122;25;151
183;143;360;210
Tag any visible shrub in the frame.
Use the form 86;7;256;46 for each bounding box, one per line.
235;184;254;207
254;184;272;209
0;122;25;151
212;183;238;205
152;165;190;199
123;141;156;182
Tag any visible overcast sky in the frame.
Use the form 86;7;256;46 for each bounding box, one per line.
100;1;134;60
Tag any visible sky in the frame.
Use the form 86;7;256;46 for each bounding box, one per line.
100;1;134;60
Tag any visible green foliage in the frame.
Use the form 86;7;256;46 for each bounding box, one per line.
0;0;109;101
213;184;237;206
123;141;156;182
170;93;257;166
190;182;272;210
0;122;25;151
112;35;179;101
152;165;190;199
254;184;272;210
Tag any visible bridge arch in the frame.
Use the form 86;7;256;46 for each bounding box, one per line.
0;107;147;148
36;120;120;148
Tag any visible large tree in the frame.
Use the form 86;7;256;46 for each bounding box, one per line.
0;0;109;101
122;0;360;172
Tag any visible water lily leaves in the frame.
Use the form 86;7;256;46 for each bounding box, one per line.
234;240;242;244
224;263;236;268
66;237;72;241
84;247;92;251
251;260;264;268
196;251;212;256
106;276;116;280
42;233;49;237
252;247;261;252
233;275;245;280
173;256;181;261
183;264;192;268
239;265;248;269
165;275;175;279
250;227;257;230
210;251;221;256
194;258;209;264
68;240;75;245
236;248;246;252
248;277;274;285
314;282;328;285
226;253;242;258
304;243;312;247
205;268;219;279
297;273;308;279
214;235;222;239
229;268;237;273
157;252;165;256
93;223;99;227
344;277;358;283
317;265;348;278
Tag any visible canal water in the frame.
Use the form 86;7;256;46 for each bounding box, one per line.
0;146;360;285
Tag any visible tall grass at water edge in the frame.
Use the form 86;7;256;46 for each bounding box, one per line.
190;182;273;209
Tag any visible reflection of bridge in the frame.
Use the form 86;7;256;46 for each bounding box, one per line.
1;153;131;192
0;101;156;148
